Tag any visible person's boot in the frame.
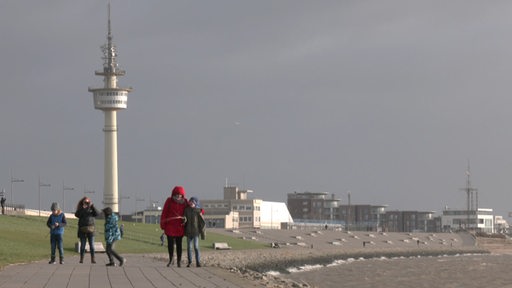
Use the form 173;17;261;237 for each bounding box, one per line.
79;255;84;263
49;256;56;264
91;255;96;264
59;257;64;264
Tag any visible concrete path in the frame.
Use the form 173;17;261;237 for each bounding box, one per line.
0;254;254;288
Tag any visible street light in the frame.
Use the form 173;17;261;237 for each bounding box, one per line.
119;195;130;221
62;183;74;213
38;176;51;217
10;170;24;207
135;197;145;223
83;185;95;199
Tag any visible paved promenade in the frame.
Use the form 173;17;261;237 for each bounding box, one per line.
0;254;254;288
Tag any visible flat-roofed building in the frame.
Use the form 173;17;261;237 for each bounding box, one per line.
382;210;437;232
201;186;293;229
441;208;494;233
287;191;341;222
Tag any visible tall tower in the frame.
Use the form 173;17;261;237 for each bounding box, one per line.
89;3;132;213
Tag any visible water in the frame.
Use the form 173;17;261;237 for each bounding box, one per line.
274;253;512;288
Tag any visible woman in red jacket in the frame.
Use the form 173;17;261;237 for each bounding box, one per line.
160;186;188;267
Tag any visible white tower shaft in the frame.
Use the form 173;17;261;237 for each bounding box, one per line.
104;111;118;212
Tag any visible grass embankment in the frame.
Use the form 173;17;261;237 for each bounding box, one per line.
0;215;266;269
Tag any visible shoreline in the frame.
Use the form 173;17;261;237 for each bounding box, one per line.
150;231;501;287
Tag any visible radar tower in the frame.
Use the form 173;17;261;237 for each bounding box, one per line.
88;3;132;213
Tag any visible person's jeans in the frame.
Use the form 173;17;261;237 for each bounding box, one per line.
187;236;200;264
79;233;95;256
50;234;64;258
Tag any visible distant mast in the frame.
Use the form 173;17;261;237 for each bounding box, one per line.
88;3;132;213
460;162;478;230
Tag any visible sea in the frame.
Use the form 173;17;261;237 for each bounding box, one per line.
271;253;512;288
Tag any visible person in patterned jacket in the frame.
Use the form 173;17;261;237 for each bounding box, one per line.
102;207;125;267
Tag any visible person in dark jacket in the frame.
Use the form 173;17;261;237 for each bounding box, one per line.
102;207;125;267
75;197;99;264
46;202;67;264
160;186;188;267
1;196;6;215
183;197;205;267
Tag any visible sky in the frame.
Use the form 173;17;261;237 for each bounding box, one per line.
1;0;512;218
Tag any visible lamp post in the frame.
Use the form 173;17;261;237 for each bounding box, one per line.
347;191;351;232
119;195;130;221
135;197;145;223
10;170;24;207
62;183;74;213
83;185;95;200
38;176;51;217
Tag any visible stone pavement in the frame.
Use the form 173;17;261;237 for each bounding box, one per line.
0;254;256;288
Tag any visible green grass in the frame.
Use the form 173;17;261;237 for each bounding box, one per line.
0;215;267;269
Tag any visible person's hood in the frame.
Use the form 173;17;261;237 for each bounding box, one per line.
102;207;113;216
171;186;186;197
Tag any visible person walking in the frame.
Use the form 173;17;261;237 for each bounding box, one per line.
160;186;188;267
1;196;6;215
102;207;125;267
119;224;124;238
160;233;165;246
183;197;205;267
75;197;99;264
46;202;67;264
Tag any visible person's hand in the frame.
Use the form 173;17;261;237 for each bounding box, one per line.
55;223;59;227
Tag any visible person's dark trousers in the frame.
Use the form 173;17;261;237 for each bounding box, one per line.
106;241;123;265
166;236;183;267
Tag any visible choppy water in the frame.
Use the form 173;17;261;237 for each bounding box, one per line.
274;253;512;288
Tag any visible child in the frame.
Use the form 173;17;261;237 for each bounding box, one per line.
183;197;205;267
102;207;125;267
46;202;67;264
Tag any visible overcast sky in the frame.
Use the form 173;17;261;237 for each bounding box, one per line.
2;1;512;218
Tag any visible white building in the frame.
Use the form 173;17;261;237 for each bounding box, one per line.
260;201;294;229
201;186;293;229
495;215;509;233
441;208;494;233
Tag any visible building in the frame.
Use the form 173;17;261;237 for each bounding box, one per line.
201;186;293;229
131;203;162;224
441;208;494;233
260;201;294;229
287;191;341;222
495;215;509;233
382;210;438;232
340;204;387;231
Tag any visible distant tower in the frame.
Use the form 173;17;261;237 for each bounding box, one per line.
460;162;478;229
88;3;132;213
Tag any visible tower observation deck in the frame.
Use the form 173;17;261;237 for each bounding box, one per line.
88;3;132;213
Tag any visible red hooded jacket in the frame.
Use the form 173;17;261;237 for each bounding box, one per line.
160;186;188;237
